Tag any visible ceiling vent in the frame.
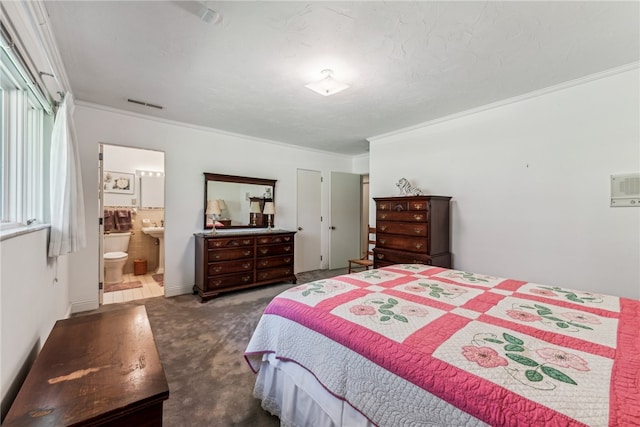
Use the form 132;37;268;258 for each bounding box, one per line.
127;98;164;110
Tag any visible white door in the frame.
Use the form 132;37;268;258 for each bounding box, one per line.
329;172;361;269
98;144;105;305
296;169;322;272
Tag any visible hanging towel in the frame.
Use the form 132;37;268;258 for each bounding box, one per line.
114;209;132;231
103;209;115;232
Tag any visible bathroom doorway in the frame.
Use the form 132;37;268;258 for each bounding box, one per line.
99;144;166;305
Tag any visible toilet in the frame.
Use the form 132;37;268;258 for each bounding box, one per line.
103;232;132;285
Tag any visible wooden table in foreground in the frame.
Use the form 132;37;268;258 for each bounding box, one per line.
4;306;169;426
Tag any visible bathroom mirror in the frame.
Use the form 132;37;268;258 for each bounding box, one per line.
203;173;276;229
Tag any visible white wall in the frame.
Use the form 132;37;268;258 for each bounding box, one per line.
1;229;71;416
369;67;640;299
69;104;354;312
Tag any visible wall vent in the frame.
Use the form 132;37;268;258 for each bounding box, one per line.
610;173;640;207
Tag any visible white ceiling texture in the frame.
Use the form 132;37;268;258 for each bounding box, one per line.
45;1;639;155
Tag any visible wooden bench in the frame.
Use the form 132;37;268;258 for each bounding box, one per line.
4;306;169;426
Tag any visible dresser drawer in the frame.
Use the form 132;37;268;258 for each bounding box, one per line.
377;234;428;253
208;260;253;275
256;244;294;257
207;237;254;249
257;234;294;245
376;199;428;212
256;266;294;282
373;248;451;268
376;221;427;237
376;210;427;222
207;247;253;262
206;272;253;289
256;255;293;270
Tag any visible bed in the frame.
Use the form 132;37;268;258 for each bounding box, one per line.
244;264;640;426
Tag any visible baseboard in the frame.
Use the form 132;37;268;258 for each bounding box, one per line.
164;283;194;298
71;298;99;314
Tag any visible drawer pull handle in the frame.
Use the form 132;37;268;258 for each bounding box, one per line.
273;238;282;243
414;243;423;249
380;213;387;219
414;228;422;234
284;237;291;241
284;257;291;263
243;251;252;256
259;261;269;267
379;239;386;244
379;225;387;231
213;266;222;272
243;263;251;269
376;254;385;259
230;241;239;246
284;246;291;252
259;249;269;254
213;280;222;286
214;242;222;247
414;215;424;221
242;276;251;282
259;239;268;244
214;254;221;260
243;240;251;244
413;203;424;210
393;204;405;212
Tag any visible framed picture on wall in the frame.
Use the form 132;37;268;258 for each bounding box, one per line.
104;171;135;194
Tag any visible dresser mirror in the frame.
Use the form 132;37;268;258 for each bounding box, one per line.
204;173;276;229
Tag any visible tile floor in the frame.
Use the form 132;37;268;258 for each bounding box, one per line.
102;272;164;305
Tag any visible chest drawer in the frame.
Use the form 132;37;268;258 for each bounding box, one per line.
377;234;428;253
256;255;293;269
376;210;427;222
376;200;428;211
257;244;294;257
207;247;253;262
376;221;427;236
208;260;253;276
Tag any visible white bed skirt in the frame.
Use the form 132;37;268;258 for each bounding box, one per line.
253;353;376;427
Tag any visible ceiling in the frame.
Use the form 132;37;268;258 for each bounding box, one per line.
45;1;639;156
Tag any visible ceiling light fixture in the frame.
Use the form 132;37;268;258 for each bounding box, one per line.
305;69;349;97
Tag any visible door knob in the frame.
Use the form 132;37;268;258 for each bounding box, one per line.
330;226;336;230
297;227;303;231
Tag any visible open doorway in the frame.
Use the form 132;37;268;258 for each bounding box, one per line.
99;144;166;305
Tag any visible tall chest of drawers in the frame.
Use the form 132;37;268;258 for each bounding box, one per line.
373;196;452;268
194;230;296;301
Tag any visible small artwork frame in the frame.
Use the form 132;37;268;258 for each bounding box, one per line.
104;171;135;194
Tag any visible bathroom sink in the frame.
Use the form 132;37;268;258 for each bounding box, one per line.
141;226;164;239
141;227;164;274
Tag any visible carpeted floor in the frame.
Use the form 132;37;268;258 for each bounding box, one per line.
76;268;349;426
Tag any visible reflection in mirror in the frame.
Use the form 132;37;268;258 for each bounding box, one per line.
204;173;276;229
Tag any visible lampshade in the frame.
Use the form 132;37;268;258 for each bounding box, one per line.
305;69;349;97
250;201;261;213
206;199;221;215
217;199;227;210
263;202;275;215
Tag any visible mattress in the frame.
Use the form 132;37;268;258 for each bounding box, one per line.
245;264;640;426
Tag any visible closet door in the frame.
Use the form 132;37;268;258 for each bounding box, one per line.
296;169;322;272
329;172;360;269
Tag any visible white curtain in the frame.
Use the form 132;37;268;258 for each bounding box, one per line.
48;92;86;257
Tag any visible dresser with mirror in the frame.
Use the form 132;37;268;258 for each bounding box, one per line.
194;173;296;301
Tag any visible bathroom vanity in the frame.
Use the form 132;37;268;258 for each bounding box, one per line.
193;229;296;301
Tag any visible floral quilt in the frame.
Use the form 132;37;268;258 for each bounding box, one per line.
245;265;640;426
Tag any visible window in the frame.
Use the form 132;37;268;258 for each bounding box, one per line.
1;27;52;230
